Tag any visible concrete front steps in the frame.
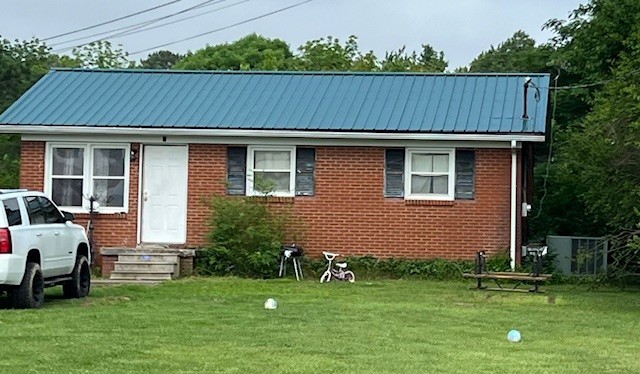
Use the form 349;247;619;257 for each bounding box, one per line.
96;247;196;285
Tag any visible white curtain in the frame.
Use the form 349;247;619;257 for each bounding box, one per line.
253;151;291;193
410;153;449;195
255;151;290;170
411;175;448;194
52;148;83;206
93;149;110;205
411;154;448;173
93;149;125;207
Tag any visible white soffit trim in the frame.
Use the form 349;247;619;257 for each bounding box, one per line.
22;134;523;149
14;126;545;143
10;126;546;142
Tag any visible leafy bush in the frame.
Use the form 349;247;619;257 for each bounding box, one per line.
595;229;640;287
302;255;476;280
196;196;294;278
302;250;567;282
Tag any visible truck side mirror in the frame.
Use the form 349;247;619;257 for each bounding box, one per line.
62;211;75;222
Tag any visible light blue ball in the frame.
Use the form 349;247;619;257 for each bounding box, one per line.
507;329;522;343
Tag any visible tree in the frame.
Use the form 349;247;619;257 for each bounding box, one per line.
140;50;183;69
545;0;640;81
468;31;553;73
295;35;447;72
295;35;379;71
381;44;447;72
67;40;132;69
0;37;57;187
562;32;640;232
0;37;54;112
175;33;294;71
531;0;640;257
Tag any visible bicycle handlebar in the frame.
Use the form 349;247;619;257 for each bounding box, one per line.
322;251;339;260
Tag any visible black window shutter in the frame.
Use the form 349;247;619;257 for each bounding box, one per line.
385;149;404;197
455;150;475;199
227;147;247;195
295;148;315;196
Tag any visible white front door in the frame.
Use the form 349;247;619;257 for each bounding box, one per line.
141;145;188;244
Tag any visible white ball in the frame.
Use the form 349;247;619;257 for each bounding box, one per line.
507;329;521;343
264;298;278;310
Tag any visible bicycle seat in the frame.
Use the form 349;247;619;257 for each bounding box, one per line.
336;262;347;269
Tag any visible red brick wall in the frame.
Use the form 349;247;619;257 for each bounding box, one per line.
20;141;140;269
20;141;45;191
21;141;519;265
184;145;516;260
186;144;226;245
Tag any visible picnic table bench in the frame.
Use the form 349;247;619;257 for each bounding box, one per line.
463;249;552;293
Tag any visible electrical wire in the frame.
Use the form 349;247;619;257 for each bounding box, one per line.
532;66;640;219
546;68;640;90
43;0;184;41
81;0;251;43
533;69;559;220
50;0;231;53
128;0;316;56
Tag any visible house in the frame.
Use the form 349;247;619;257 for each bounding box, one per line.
0;69;549;275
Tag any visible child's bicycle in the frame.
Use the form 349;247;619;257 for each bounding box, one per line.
319;251;355;283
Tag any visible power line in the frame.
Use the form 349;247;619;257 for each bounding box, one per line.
50;0;231;53
52;0;251;52
129;0;316;56
533;70;559;220
43;0;184;41
110;0;253;43
545;68;640;90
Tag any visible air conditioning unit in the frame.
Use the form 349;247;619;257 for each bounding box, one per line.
546;236;608;276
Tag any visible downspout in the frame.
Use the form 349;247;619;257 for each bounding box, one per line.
510;140;518;270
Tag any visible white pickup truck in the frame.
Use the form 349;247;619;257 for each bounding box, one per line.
0;189;91;308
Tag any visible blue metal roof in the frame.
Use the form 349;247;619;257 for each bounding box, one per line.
0;69;549;134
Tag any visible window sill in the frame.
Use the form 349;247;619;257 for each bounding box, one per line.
246;196;295;204
66;211;129;219
404;200;455;206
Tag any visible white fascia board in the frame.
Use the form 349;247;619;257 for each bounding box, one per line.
21;134;524;149
13;126;545;144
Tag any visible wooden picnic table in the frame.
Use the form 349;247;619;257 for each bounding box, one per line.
463;250;552;293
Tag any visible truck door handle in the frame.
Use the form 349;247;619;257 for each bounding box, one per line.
54;232;60;236
36;233;42;237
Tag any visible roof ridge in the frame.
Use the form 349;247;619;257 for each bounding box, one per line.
50;68;550;77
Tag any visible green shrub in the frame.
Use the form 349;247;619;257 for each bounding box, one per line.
302;256;476;280
301;250;568;282
196;196;294;278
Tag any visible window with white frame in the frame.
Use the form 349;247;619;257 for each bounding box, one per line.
247;146;296;196
405;148;455;200
47;143;130;213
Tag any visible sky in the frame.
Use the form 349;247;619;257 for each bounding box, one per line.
1;0;585;69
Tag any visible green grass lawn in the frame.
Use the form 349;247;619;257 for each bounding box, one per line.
0;278;639;373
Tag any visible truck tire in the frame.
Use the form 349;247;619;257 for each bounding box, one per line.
63;256;91;298
11;262;45;309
